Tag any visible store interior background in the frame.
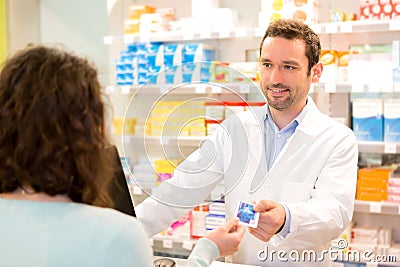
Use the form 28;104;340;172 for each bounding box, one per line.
2;0;400;265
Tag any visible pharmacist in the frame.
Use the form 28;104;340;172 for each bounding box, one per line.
136;19;358;266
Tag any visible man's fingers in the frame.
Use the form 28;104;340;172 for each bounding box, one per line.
253;199;277;212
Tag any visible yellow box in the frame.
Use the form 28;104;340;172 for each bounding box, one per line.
154;158;182;185
112;117;136;135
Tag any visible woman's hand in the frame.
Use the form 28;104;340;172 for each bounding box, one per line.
205;218;245;257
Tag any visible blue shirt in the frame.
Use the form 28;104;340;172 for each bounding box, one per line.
264;103;308;237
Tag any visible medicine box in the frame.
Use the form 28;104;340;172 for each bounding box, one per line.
384;99;400;142
352;98;383;141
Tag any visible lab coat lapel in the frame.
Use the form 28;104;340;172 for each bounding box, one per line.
246;105;268;193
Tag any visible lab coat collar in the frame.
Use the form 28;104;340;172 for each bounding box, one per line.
246;96;322;137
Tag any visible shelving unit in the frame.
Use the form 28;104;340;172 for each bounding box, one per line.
105;0;400;264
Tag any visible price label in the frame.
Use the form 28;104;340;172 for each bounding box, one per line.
105;85;115;94
369;202;381;213
123;35;134;44
384;143;397;154
219;31;231;39
235;28;247;38
324;83;336;93
160;137;170;145
159;85;169;94
122;135;131;144
140;35;150;43
195;85;207;94
182;240;193;250
211;86;222;93
351;84;364;93
389;20;400;31
200;32;211;39
310;24;322;34
325;23;338;33
133;186;142;195
367;83;380;93
121;86;131;94
239;84;250;93
340;23;353;33
163;239;173;248
183;32;194;40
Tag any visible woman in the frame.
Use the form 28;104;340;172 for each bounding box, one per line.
0;45;244;267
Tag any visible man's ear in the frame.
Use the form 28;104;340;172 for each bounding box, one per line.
311;63;323;83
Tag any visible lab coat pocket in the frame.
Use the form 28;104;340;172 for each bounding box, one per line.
280;181;313;202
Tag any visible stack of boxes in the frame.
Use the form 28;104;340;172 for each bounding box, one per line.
154;158;182;186
394;40;400;91
360;0;400;20
352;98;400;142
115;43;215;86
258;0;320;28
146;100;206;137
356;168;391;201
205;200;226;232
131;157;155;190
349;226;392;258
356;167;400;203
124;5;175;35
333;223;400;263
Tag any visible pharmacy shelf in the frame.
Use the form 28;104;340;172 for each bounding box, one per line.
107;82;399;96
354;200;400;216
312;20;400;35
124;136;400;152
358;142;400;154
124;135;204;147
103;27;251;44
310;83;398;93
105;83;257;95
105;20;400;45
151;233;198;257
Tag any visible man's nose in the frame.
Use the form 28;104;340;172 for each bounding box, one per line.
269;67;284;84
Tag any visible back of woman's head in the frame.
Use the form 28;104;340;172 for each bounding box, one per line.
0;44;113;207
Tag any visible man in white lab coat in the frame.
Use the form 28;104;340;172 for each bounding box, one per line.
136;19;358;266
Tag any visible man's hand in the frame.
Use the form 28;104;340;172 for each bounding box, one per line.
205;218;245;257
248;200;286;242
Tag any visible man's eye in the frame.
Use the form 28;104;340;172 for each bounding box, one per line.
284;65;295;70
263;63;272;68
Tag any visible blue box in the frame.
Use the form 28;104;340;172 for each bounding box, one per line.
352;99;383;142
384;99;400;143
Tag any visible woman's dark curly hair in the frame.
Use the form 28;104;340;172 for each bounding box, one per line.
0;44;113;207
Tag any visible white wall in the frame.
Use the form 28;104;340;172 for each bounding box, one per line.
6;0;40;54
40;0;109;84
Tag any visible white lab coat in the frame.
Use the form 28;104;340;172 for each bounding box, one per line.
136;97;358;266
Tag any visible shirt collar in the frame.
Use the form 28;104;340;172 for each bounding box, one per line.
264;100;309;129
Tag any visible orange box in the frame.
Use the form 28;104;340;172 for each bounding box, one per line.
129;5;155;20
357;168;392;181
356;189;388;201
357;179;388;190
124;20;140;34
